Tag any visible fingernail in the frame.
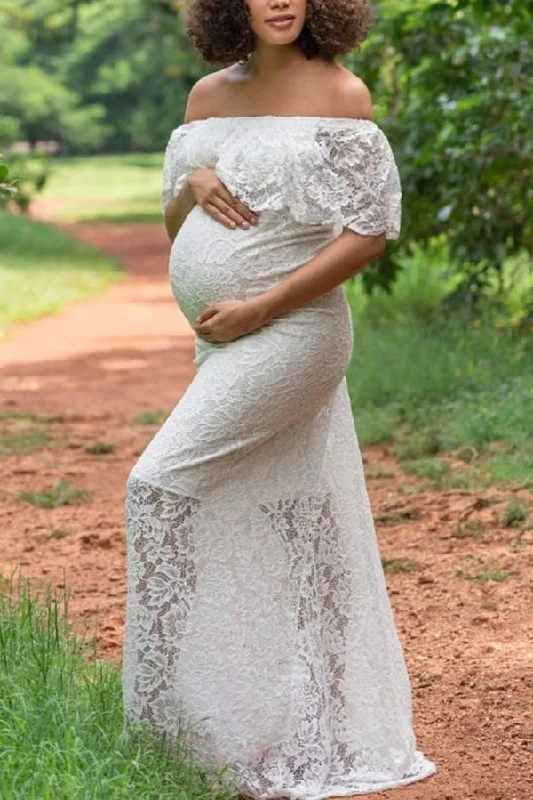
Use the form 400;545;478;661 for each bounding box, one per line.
242;222;250;229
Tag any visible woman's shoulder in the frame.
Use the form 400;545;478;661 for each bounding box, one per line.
321;65;375;122
183;66;242;123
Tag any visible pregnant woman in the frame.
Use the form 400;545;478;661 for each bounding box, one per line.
122;0;437;797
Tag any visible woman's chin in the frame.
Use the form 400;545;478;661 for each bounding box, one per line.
256;20;303;47
263;32;301;46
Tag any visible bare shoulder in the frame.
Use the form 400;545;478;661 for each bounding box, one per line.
184;67;235;123
326;65;375;121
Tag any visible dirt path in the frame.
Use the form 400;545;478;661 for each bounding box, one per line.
1;205;531;799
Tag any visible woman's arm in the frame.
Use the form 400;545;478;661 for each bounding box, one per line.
257;227;385;321
164;185;196;243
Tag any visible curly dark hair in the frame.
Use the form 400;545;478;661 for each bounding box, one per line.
185;0;373;65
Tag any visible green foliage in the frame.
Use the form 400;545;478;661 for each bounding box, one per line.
473;569;516;583
2;151;50;212
0;573;236;798
0;158;19;206
350;0;533;306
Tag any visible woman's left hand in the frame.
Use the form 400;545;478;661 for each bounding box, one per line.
194;298;270;344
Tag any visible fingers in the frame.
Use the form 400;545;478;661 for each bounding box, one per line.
195;324;218;343
197;306;218;324
204;202;240;230
190;168;259;229
208;196;252;229
218;186;259;227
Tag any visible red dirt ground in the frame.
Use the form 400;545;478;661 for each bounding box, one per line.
1;202;531;799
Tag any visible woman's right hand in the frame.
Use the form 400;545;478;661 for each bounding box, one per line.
187;167;259;230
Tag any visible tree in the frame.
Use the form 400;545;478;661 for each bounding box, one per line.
0;0;108;151
0;65;108;152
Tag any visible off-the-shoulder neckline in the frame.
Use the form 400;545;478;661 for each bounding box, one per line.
175;115;379;131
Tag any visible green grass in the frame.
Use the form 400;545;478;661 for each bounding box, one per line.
381;557;421;574
473;569;516;583
0;572;236;799
400;457;477;491
39;153;163;223
345;242;533;487
502;498;529;528
451;520;486;540
0;213;122;340
19;479;91;508
0;424;50;455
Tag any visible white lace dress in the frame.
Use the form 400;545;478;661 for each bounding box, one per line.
122;115;436;799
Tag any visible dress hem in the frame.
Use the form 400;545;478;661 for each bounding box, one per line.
235;756;437;799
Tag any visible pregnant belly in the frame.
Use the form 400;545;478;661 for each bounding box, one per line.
169;205;338;327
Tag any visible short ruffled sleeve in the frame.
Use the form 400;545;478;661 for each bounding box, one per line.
161;126;191;215
316;122;402;240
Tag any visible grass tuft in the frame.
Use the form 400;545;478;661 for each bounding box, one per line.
51;527;71;539
474;569;516;583
0;425;50;455
85;441;116;455
400;457;475;490
0;410;43;423
381;557;421;574
133;410;169;426
366;467;397;479
18;479;91;508
394;431;443;461
502;498;529;528
451;520;486;540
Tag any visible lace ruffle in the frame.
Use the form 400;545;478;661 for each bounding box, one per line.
161;117;402;239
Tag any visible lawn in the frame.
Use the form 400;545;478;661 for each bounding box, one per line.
344;241;533;489
0;572;236;799
0;212;122;340
38;152;164;223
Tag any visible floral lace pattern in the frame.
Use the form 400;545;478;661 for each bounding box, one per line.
123;116;436;798
123;477;200;737
161;116;401;239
